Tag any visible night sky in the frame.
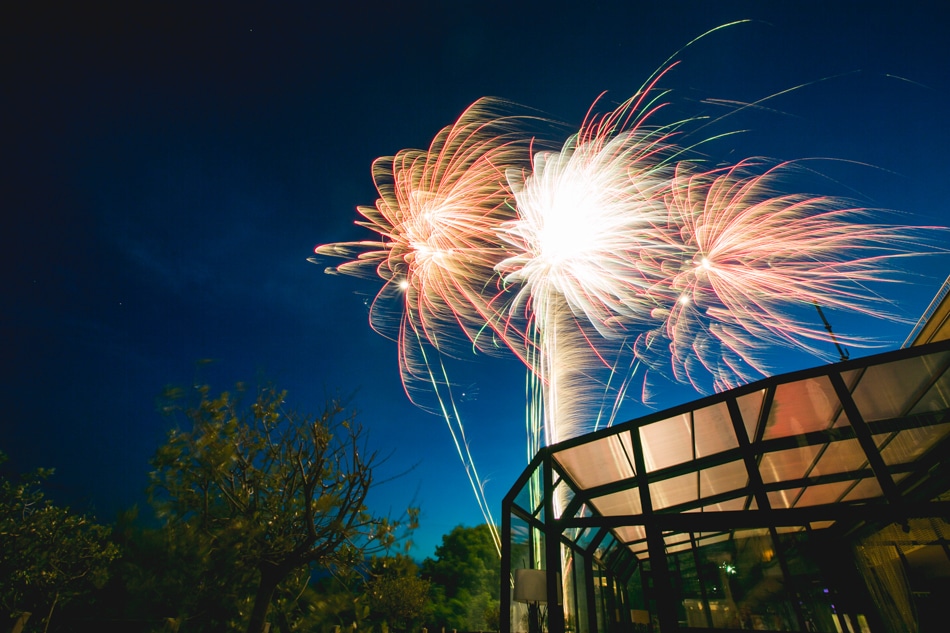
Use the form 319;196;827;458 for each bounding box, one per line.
4;1;950;558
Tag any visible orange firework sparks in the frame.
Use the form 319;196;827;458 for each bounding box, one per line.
314;98;538;395
313;98;544;551
635;158;943;394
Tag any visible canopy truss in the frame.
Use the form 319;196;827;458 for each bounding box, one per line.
502;339;950;633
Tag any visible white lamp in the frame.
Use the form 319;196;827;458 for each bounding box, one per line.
514;569;547;633
513;569;548;603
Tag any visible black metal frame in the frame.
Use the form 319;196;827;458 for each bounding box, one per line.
501;339;950;633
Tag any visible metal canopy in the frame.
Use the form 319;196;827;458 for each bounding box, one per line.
502;339;950;633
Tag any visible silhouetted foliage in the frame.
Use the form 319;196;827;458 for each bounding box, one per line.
148;384;416;633
0;453;118;633
366;555;430;633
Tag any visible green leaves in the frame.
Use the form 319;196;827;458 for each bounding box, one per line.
147;384;416;633
422;524;501;632
0;452;118;628
366;556;431;633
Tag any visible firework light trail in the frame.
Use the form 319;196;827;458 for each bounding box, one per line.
312;98;544;552
496;72;686;450
632;157;943;396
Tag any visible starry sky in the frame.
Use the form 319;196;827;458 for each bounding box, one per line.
4;1;950;558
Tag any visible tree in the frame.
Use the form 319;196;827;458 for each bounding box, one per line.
422;525;500;632
0;453;118;633
366;555;430;633
149;384;415;633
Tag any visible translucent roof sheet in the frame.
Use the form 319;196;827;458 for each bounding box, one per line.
851;351;950;422
590;487;643;517
555;432;635;489
698;497;749;513
911;366;950;415
878;423;950;466
650;472;698;510
796;481;853;507
760;444;823;484
763;376;842;439
699;460;748;498
613;525;646;544
640;414;693;472
842;477;882;502
810;439;867;477
522;342;950;568
767;488;803;509
694;402;740;458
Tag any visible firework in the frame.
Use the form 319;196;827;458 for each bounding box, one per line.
313;98;544;550
315;32;946;552
314;98;536;371
496;72;688;447
634;158;938;394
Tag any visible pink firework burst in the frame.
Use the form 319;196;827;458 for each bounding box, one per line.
636;158;941;394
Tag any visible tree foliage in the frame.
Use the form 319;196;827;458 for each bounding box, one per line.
0;453;118;633
148;384;415;633
366;555;430;633
422;525;500;632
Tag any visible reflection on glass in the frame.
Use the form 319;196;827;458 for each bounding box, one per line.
675;530;796;630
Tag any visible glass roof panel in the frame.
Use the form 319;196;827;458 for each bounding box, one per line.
664;533;692;546
763;376;842;439
808;521;836;530
767;488;802;509
694;401;739;458
589;487;644;517
850;351;950;422
700;497;749;512
830;407;853;430
810;439;867;477
879;423;950;466
873;432;894;449
699;460;749;498
555;432;635;490
613;525;646;543
795;481;852;507
842;478;883;502
639;414;693;472
650;472;698;510
910;365;950;415
667;542;694;553
737;389;766;440
759;444;823;484
697;533;731;546
839;368;864;390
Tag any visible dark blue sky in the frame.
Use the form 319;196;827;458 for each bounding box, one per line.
4;1;950;558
